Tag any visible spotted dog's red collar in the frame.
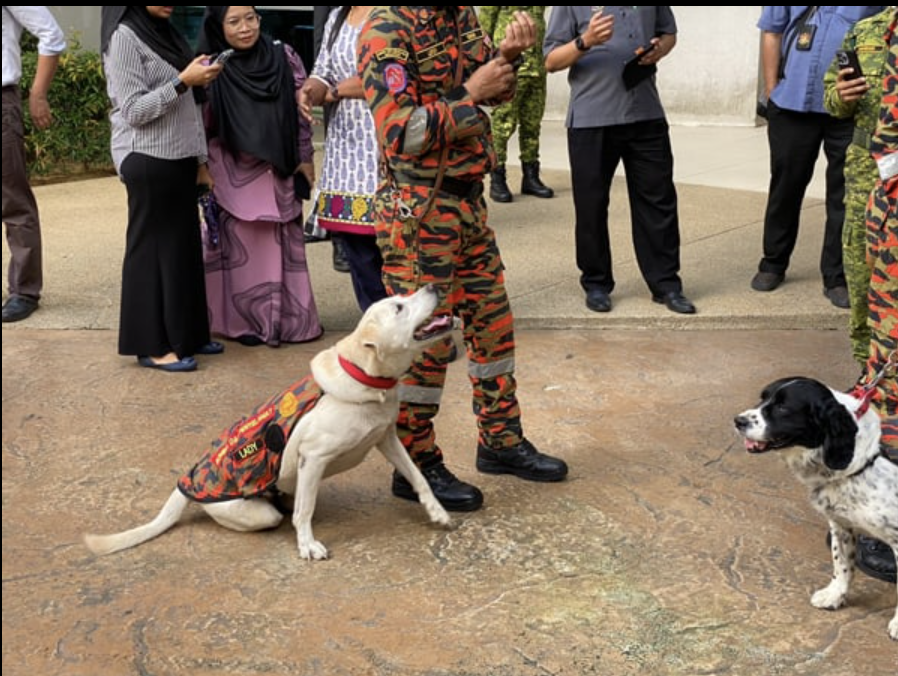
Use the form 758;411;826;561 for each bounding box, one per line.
338;354;398;390
849;384;876;420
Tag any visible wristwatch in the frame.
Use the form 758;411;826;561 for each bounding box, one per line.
574;35;589;52
329;83;340;101
171;77;188;95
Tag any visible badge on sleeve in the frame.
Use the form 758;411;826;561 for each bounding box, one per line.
384;63;408;95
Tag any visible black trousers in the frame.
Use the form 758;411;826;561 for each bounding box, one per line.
335;231;388;311
118;153;211;358
759;102;852;288
568;119;682;296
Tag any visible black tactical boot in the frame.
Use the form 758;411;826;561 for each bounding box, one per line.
521;161;554;198
489;165;513;203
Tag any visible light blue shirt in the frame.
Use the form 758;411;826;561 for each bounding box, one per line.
759;6;885;114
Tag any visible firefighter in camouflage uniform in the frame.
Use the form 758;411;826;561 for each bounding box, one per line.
824;7;894;368
479;6;554;202
846;10;898;586
359;7;568;512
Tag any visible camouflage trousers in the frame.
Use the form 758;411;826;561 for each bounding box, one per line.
491;74;547;166
374;182;523;465
864;178;897;455
841;146;879;367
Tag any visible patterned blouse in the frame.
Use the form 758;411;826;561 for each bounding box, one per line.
310;9;379;235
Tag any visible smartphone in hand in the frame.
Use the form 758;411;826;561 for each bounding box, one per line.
213;49;235;66
835;49;863;78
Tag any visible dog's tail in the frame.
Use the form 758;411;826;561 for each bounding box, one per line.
83;489;189;556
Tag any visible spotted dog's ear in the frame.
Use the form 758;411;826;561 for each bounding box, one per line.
813;397;858;470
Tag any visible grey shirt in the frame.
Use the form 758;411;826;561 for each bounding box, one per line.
103;23;206;173
543;6;676;128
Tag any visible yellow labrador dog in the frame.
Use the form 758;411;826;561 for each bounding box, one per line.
85;285;453;560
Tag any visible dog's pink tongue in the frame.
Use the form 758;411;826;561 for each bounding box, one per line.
744;439;766;452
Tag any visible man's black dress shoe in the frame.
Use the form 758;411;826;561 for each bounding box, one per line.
652;290;696;314
585;289;612;313
476;438;568;481
856;535;897;583
392;462;483;512
1;295;38;323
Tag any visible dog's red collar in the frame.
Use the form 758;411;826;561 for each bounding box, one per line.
338;354;398;390
849;384;876;419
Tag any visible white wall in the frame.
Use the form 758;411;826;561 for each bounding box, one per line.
545;6;763;127
50;6;763;127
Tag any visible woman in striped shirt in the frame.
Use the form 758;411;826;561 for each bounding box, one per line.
101;6;224;373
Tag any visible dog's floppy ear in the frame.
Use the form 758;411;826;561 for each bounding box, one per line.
813;397;858;470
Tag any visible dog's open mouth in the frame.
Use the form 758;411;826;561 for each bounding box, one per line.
743;438;771;453
414;314;455;341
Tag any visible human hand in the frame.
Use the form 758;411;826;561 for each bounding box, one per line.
297;161;315;186
835;68;868;103
197;163;214;192
581;11;614;49
180;55;224;88
28;92;53;130
298;84;317;124
498;10;536;61
465;57;516;103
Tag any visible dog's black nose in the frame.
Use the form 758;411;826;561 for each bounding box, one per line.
734;415;749;430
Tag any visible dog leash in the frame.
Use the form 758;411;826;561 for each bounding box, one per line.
849;348;897;419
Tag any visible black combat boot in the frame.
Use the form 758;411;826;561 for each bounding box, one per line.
521;161;554;198
489;165;513;203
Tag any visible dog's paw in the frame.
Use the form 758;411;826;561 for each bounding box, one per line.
888;613;897;641
298;540;329;561
424;500;451;527
810;581;847;610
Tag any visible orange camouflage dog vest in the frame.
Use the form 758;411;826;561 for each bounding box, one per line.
178;376;323;503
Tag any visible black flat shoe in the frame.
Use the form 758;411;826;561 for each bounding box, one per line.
196;341;225;355
476;438;568;482
392;462;483;512
137;355;197;372
856;535;897;583
652;290;696;314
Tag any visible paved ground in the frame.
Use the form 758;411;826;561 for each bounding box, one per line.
4;124;895;675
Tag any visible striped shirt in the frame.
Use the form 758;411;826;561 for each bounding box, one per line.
103;23;206;172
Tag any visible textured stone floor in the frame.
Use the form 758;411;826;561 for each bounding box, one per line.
3;328;895;676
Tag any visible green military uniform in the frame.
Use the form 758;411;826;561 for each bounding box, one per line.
479;6;548;166
823;8;893;367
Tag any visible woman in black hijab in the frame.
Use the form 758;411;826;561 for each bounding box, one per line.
102;7;225;371
196;6;321;347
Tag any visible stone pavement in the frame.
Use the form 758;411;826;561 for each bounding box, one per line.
4;124;894;676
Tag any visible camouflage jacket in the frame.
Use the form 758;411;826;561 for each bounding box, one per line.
177;376;322;503
359;6;509;181
871;17;898;172
478;6;547;78
823;7;894;140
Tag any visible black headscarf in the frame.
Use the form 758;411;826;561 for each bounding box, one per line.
101;6;205;103
196;6;300;177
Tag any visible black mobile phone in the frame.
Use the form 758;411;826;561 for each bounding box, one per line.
835;49;863;79
213;48;235;66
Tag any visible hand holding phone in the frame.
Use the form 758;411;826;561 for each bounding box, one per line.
835;49;863;79
213;49;235;66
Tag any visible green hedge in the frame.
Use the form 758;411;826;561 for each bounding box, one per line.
21;37;113;178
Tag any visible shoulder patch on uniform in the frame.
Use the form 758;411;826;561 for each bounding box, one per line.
375;47;410;62
384;63;408;95
416;41;448;63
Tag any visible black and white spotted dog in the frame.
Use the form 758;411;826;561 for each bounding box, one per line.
734;377;898;641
